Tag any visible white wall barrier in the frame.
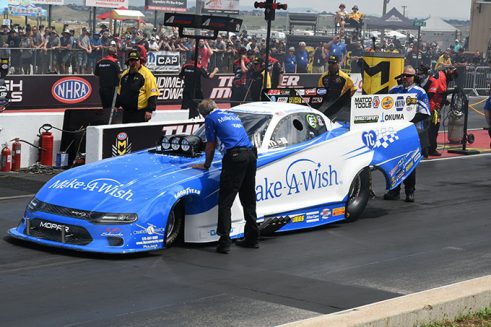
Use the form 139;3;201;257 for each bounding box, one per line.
0;110;189;169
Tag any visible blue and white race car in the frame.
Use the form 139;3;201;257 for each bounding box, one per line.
9;97;422;253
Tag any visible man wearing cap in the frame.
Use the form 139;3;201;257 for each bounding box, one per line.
284;46;297;73
246;57;271;101
58;29;73;74
179;55;219;118
116;50;160;123
89;32;103;72
94;46;121;123
384;65;431;202
295;42;309;73
77;27;91;74
192;99;259;254
260;48;283;88
317;55;356;106
230;47;250;106
347;5;364;32
335;4;348;34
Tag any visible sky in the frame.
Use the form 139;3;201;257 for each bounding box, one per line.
239;0;472;19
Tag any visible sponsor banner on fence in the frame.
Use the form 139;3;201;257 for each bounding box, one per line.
102;121;203;159
85;0;128;8
202;0;239;14
145;0;187;11
350;93;417;129
31;0;64;4
5;73;322;110
147;51;181;72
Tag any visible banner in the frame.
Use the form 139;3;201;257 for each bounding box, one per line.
350;93;417;129
85;0;128;9
202;0;239;14
146;51;181;72
102;122;202;159
31;0;64;4
4;73;323;110
145;0;186;12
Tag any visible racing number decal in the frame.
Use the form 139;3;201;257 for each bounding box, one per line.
362;130;377;149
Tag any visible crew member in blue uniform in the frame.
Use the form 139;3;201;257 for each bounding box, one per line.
384;65;431;202
192;99;259;254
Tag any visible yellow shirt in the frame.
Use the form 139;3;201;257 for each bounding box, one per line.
118;65;161;111
435;55;452;71
348;11;364;22
317;69;357;97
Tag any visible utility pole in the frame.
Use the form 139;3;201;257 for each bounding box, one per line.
402;5;407;17
381;0;388;44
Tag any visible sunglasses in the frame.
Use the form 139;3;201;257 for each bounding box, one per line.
402;74;414;78
128;58;140;62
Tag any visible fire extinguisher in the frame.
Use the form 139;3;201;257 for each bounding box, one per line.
1;143;11;172
38;124;53;166
11;138;21;172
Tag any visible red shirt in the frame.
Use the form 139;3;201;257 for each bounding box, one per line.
428;71;447;111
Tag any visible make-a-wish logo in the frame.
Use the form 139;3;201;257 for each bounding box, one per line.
256;159;340;202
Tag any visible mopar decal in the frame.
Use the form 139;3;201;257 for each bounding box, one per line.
51;77;92;104
40;221;69;233
256;159;339;202
48;178;134;201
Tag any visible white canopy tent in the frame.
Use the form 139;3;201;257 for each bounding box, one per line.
421;16;459;49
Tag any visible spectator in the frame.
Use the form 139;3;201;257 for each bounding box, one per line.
453;39;462;53
44;28;60;73
31;26;44;74
197;39;213;70
89;32;103;72
7;28;21;74
148;36;160;52
230;47;250;106
335;4;348;35
347;5;364;32
312;42;326;73
58;29;73;74
452;47;467;89
283;47;297;74
260;48;283;88
77;27;92;74
19;30;33;74
435;49;453;71
328;35;347;66
295;41;309;73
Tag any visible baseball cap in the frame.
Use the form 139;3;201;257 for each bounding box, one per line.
126;50;140;63
328;55;338;64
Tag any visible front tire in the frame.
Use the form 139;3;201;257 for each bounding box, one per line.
345;168;370;222
165;201;184;247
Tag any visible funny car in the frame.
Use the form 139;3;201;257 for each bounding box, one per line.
9;98;423;253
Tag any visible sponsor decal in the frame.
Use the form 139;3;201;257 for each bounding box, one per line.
406;96;417;105
332;207;345;216
157;76;184;100
174;187;201;199
295;89;305;96
405;160;414;172
306;114;318;129
317;116;325;126
136;235;163;247
101;227;123;238
317;88;327;96
306;211;320;223
39;221;69;233
321;208;331;219
267;89;281;95
133;223;165;236
395;96;405;111
256;159;340;202
51;77;92;104
288;97;302;104
362;130;377;149
277;97;288;103
311;97;323;104
280;90;291;95
112;132;132;157
0;79;23;102
372;96;380;108
412;150;422;162
354;115;379;124
383;113;404;121
290;214;305;223
49;178;134;201
305;88;317;96
354;96;372;109
381;96;394;110
161;122;202;135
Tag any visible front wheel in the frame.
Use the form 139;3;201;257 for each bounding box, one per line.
165;201;184;247
345;168;370;222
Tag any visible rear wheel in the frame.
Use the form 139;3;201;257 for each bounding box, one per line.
345;168;370;222
165;201;184;247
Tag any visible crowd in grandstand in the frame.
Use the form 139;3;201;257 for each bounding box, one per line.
0;6;486;77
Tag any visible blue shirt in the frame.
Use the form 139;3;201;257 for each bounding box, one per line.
484;95;491;111
205;110;252;150
296;50;308;69
329;42;347;62
389;84;430;129
284;54;297;73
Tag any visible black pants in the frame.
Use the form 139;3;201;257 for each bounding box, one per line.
394;170;416;194
100;87;117;110
230;85;247;107
428;120;440;152
122;110;146;123
181;92;201;119
217;148;259;242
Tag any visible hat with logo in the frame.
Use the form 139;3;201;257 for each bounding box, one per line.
126;50;141;64
352;5;359;10
328;55;338;64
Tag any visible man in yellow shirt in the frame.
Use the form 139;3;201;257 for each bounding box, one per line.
117;50;161;123
347;5;364;32
435;49;453;71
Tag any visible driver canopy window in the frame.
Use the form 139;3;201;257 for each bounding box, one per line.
269;113;326;149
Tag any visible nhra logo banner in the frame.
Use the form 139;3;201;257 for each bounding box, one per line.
147;51;181;72
350;94;417;129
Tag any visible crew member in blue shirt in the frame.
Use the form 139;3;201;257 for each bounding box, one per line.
192;99;259;254
384;65;431;203
484;91;491;148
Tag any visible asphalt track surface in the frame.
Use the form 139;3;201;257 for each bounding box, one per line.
0;99;490;327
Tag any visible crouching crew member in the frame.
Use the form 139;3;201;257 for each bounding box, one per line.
384;65;431;202
192;99;259;254
116;50;160;123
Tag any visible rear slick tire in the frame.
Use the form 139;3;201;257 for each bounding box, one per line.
345;168;370;222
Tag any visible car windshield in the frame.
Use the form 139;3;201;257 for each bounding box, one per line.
194;111;273;148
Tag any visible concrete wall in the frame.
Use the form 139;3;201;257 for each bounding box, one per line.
469;0;491;57
0;110;189;169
